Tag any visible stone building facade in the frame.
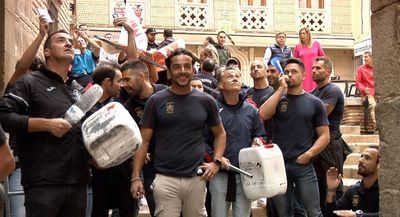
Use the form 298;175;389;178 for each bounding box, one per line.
76;0;356;86
0;0;73;92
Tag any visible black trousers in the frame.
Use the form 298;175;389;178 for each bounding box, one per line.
25;184;87;217
91;166;138;217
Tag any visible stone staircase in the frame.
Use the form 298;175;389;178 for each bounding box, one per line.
341;125;380;188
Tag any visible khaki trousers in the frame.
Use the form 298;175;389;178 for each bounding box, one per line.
153;174;207;217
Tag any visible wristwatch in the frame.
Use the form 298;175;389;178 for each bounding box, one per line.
213;159;222;168
355;210;363;217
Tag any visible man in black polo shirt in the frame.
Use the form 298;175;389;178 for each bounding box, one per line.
311;56;352;215
325;146;379;217
130;49;226;217
259;58;330;217
121;60;167;217
0;30;90;217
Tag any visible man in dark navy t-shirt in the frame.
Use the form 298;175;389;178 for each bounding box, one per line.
259;57;330;217
130;49;226;217
311;56;352;215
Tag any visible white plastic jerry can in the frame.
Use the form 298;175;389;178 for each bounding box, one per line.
238;144;287;199
81;102;142;168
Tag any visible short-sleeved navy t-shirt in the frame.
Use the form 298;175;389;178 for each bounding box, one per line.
273;92;329;162
140;88;221;177
246;86;274;108
312;83;344;139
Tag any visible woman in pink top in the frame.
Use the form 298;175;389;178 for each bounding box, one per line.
294;27;325;92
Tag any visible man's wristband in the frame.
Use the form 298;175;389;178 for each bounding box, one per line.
131;177;142;182
213;159;222;168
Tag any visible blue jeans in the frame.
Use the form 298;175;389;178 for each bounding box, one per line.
210;173;251;217
8;168;25;217
272;162;322;217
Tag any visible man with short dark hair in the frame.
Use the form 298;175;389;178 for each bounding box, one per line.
325;146;379;217
121;60;167;217
246;60;274;107
130;49;226;217
88;62;139;217
0;30;90;217
259;57;330;217
195;58;218;95
215;31;231;66
263;32;292;66
158;29;175;49
312;56;352;216
145;28;158;51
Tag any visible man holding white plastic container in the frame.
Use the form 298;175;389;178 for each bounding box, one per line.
259;57;330;217
210;66;266;217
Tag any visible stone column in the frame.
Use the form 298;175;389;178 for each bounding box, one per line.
371;1;400;216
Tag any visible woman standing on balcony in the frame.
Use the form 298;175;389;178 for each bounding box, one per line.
294;27;326;92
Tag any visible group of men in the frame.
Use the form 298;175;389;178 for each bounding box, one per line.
0;13;380;217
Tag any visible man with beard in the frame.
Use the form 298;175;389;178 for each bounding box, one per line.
259;57;330;217
311;57;352;216
325;146;379;217
130;48;226;217
121;60;167;217
246;60;274;107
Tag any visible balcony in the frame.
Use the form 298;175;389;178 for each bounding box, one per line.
238;5;273;31
176;1;212;29
297;7;331;33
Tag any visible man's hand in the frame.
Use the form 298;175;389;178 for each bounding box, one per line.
220;157;230;170
113;17;134;33
296;151;313;165
279;75;288;91
130;179;145;199
333;210;356;217
198;161;219;181
47;118;72;138
326;167;342;191
38;16;50;37
78;30;90;40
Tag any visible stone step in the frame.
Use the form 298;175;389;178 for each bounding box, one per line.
343;165;362;179
348;142;379;153
344;153;361;165
342;134;379;143
340;125;361;135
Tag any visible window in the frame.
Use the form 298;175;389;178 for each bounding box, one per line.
299;0;324;9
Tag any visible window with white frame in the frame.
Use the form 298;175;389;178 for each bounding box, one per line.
298;0;331;32
176;0;212;29
238;0;273;31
